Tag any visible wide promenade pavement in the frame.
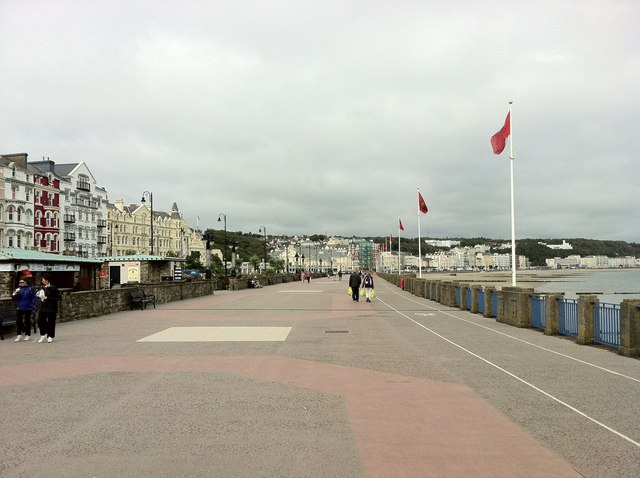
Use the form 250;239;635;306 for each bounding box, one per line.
1;275;639;477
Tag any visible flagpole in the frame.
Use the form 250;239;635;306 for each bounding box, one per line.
417;188;422;278
389;231;392;273
397;219;401;275
508;100;517;287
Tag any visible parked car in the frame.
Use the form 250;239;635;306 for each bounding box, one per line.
183;269;203;280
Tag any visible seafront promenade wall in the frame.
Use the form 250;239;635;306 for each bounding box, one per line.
0;281;216;324
379;273;640;358
0;273;302;327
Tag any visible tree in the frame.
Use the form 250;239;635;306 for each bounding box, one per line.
249;255;260;273
185;251;202;269
269;258;285;273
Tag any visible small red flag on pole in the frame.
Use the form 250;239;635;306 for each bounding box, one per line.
418;192;428;214
491;111;511;155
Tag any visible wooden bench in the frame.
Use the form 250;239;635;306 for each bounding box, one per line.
0;306;39;340
0;307;17;340
130;290;156;310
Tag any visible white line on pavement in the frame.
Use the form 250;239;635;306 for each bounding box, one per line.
378;295;640;448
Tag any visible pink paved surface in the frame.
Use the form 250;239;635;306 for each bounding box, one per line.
0;280;585;477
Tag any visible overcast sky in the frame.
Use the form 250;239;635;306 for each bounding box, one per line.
1;1;638;242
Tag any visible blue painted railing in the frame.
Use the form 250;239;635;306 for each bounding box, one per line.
466;287;472;310
593;302;620;347
558;298;578;337
531;295;546;329
478;289;485;315
491;290;498;318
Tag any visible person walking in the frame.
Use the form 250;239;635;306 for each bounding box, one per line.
362;270;375;302
37;273;61;343
349;270;362;302
12;278;37;341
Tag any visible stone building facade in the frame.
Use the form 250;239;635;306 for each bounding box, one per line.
108;199;206;261
30;159;108;258
0;154;35;249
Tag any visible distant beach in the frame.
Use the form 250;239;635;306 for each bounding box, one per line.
420;268;598;289
418;268;640;303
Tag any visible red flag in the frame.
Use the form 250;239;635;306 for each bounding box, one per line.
490;111;510;154
418;192;428;214
399;219;405;231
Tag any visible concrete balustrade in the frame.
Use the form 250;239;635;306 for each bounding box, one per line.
543;293;564;336
619;299;640;357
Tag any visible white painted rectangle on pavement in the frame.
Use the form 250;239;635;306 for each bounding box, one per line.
278;290;323;293
138;326;292;342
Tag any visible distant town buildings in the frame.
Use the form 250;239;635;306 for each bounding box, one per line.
539;239;573;250
425;239;461;248
546;255;637;269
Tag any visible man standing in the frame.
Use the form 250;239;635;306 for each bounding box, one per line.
349;270;362;302
37;273;61;343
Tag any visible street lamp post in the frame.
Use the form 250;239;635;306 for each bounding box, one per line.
218;213;227;276
110;224;118;255
258;225;267;266
140;191;154;255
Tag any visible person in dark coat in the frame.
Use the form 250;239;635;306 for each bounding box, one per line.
12;278;37;341
349;270;362;302
362;270;375;302
37;273;61;343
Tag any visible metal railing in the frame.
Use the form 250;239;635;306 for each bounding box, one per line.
531;295;546;329
558;298;578;337
593;302;620;347
491;290;498;318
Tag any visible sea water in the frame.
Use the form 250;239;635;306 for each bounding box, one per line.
534;269;640;305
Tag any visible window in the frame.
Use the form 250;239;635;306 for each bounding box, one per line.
78;174;91;191
8;206;14;221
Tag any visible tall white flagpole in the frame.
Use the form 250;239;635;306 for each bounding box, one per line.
508;101;517;287
389;230;393;273
398;218;401;275
417;188;423;278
